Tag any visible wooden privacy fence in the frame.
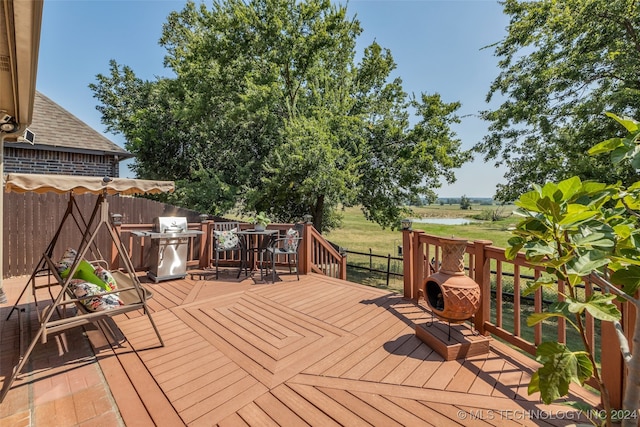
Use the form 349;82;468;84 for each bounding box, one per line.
402;228;630;410
3;191;346;281
3;192;202;278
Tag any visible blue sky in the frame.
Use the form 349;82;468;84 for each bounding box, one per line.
36;0;510;198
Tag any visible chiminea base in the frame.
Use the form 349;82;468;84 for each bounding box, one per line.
415;319;491;361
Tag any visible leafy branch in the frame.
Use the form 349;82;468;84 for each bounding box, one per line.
507;113;640;427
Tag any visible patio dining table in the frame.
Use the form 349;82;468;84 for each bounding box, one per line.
236;229;278;280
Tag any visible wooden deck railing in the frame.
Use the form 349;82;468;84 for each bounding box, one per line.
114;220;346;280
402;228;630;409
304;223;347;280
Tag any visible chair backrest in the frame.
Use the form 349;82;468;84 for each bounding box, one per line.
213;221;240;232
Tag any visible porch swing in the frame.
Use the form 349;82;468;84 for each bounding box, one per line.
1;173;174;402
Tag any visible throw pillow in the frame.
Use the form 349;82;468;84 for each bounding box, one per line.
57;248;111;292
94;266;118;292
215;228;239;250
69;279;123;312
284;228;300;252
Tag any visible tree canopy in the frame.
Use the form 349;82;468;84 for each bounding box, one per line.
91;0;470;230
477;0;640;202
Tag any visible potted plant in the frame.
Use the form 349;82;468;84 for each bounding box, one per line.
251;211;271;231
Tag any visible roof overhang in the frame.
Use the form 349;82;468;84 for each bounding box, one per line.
0;0;44;140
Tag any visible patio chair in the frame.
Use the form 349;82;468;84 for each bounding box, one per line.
266;224;304;282
213;222;242;279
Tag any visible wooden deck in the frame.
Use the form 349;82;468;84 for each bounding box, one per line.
1;269;600;426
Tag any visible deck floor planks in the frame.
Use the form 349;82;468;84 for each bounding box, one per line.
106;338;185;427
269;384;341;427
216;412;251;427
341;325;414;381
247;291;351;337
2;272;603;427
322;297;376;326
184;280;250;304
384;395;451;426
303;314;401;377
181;375;267;426
468;353;505;395
286;382;371;426
360;332;425;383
349;390;436;426
148;281;190;306
253;390;310;426
491;362;525;399
422;356;465;390
337;295;401;333
295;287;366;319
191;304;283;365
234;402;279;427
318;386;403;427
172;367;249;413
161;355;233;397
385;338;437;385
445;356;487;393
303;308;415;378
142;336;210;367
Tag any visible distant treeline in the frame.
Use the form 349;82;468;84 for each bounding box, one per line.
436;197;495;205
410;197;495;206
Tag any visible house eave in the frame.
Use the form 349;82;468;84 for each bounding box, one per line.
0;0;43;137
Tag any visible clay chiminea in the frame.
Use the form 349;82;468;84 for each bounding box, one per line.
423;237;480;323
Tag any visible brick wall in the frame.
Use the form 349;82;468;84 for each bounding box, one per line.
4;147;121;177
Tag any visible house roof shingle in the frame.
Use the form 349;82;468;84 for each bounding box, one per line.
8;91;133;159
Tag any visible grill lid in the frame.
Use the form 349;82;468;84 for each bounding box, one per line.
153;217;188;233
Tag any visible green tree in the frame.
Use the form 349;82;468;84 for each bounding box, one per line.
477;0;640;203
507;114;640;426
91;0;470;231
459;195;471;210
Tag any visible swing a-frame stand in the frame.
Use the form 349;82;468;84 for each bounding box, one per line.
1;173;174;403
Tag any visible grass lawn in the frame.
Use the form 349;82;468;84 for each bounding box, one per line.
325;204;520;291
325;204;519;256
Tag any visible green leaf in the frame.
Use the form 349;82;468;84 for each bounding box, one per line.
605;112;640;133
527;311;566;327
611;146;629;165
533;342;593;404
521;274;556;297
528;371;540;396
575;352;594;384
631;150;640;170
557;176;582;200
506;236;525;260
570;230;615;249
527;301;572;327
611;266;640;296
588;137;623;155
566;294;620;322
565;253;610;277
558;210;597;228
523;240;556;258
517;190;542;212
505;244;521;260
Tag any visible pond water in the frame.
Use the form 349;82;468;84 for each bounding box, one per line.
411;218;475;225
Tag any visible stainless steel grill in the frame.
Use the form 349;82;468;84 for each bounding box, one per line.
133;217;203;283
